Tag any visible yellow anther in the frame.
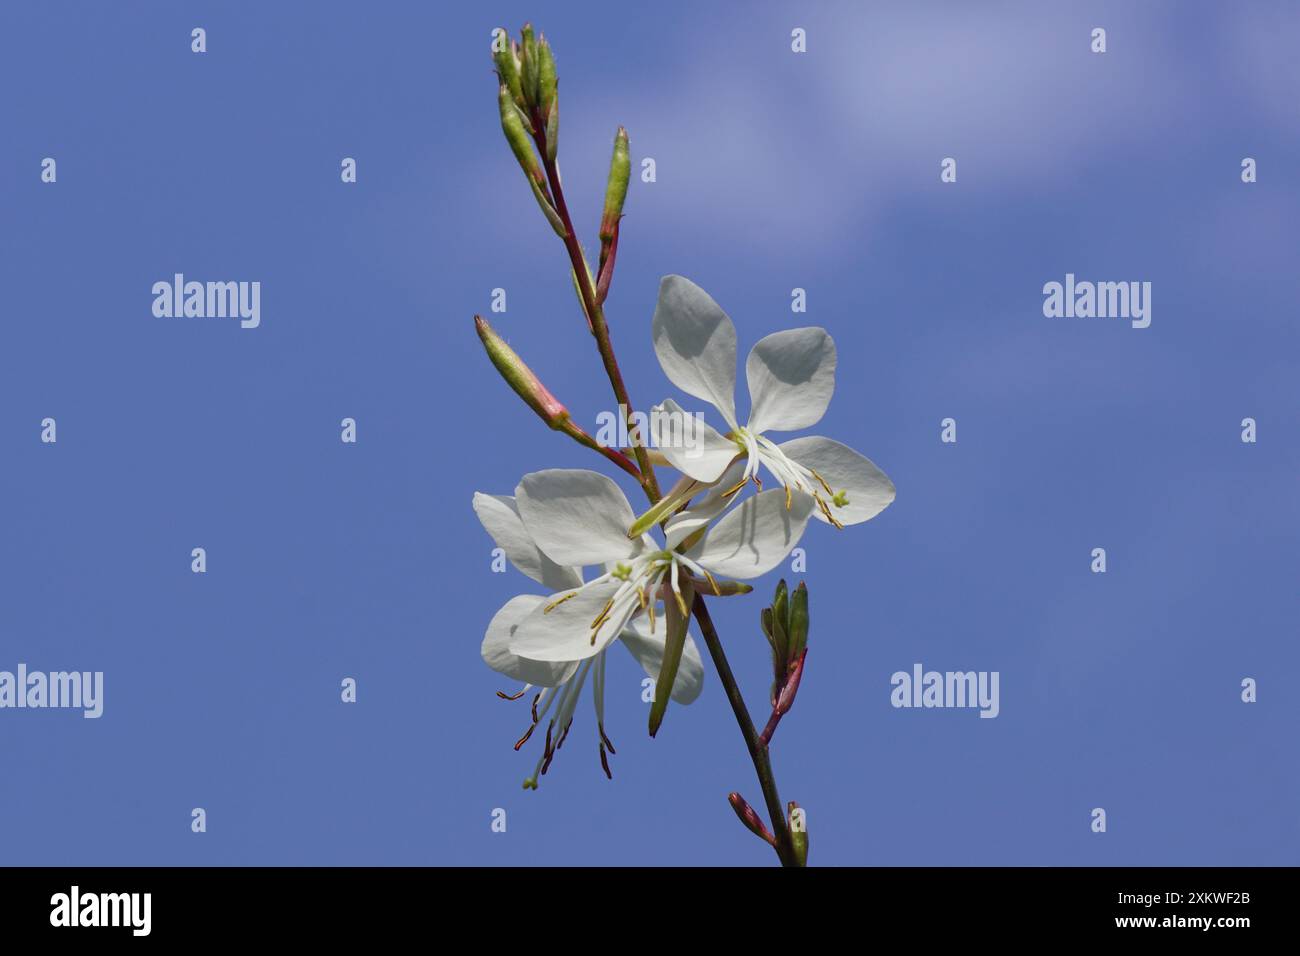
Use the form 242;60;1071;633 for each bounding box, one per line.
590;597;615;630
544;590;578;613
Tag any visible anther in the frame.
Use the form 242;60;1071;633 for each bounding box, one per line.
544;591;578;613
590;596;615;630
513;723;536;751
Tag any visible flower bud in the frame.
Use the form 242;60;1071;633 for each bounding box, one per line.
474;315;568;428
772;578;790;649
774;648;806;716
788;801;809;866
545;99;559;165
498;85;542;185
498;86;566;238
728;792;775;846
599;128;630;243
536;35;557;117
787;581;808;664
492;33;525;113
520;23;541;111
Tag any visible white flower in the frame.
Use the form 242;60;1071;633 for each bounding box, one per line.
649;275;896;528
473;492;704;787
506;468;813;664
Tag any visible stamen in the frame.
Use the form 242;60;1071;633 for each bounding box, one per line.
599;724;617;754
590;597;615;630
670;559;690;617
809;467;835;497
531;692;541;724
722;475;749;498
513;723;536;750
496;688;527;701
702;568;721;596
599;742;613;780
673;589;689;617
544;590;578;613
814;493;845;529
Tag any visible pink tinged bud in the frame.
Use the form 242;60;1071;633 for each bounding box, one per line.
728;792;775;846
774;648;807;717
474;315;568;427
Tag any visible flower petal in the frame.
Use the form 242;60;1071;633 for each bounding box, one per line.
620;617;705;704
745;327;837;434
515;469;637;568
650;398;740;484
780;435;896;525
651;275;739;428
472;493;583;592
509;580;629;662
482;594;580;687
690;487;813;579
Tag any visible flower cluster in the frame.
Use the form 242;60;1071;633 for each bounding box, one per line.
472;25;895;865
474;275;896;787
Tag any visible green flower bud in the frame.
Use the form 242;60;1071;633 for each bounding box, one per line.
498;86;566;237
545;99;559;165
498;85;542;184
520;23;540;111
788;801;809;866
600;127;631;242
536;35;557;116
474;315;569;429
788;581;808;663
492;32;525;112
772;578;789;641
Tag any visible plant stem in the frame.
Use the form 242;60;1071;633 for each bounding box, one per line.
533;134;660;504
530;117;794;866
692;596;798;867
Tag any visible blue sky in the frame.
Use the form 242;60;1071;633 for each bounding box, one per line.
1;1;1296;865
